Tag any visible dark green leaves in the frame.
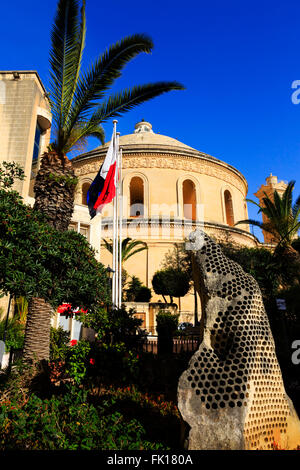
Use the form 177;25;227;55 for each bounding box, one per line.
236;180;300;247
0;188;110;310
91;82;185;123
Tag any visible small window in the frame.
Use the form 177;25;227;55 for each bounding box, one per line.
183;179;196;220
81;183;90;205
79;224;90;240
130;176;144;217
224;190;234;226
32;123;42;162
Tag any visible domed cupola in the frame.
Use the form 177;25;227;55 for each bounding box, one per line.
134;120;154;134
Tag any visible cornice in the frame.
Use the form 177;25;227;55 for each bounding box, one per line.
100;218;258;244
73;152;248;195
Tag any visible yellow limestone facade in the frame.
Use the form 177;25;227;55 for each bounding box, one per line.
70;121;259;328
254;174;288;244
0;71;52;317
0;71;52;199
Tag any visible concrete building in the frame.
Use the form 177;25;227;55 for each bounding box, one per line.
0;71;52;199
1;70;284;334
69;120;259;328
0;71;52;317
254;174;288;244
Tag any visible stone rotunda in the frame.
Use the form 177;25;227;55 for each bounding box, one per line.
69;120;259;326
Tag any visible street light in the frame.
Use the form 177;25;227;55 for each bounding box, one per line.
105;265;114;291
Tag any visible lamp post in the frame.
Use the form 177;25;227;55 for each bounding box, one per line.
105;265;114;292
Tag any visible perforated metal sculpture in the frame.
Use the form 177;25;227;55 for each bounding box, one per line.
178;230;300;450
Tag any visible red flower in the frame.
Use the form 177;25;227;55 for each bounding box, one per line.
57;303;72;314
89;358;95;365
70;340;77;346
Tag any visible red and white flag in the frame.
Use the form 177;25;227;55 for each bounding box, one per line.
87;127;118;218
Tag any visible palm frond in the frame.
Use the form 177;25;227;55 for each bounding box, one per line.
273;189;285;218
260;195;279;221
65;34;154;133
64;0;86;121
282;180;295;216
234;218;263;229
101;237;148;263
63;120;105;154
292;193;300;219
49;0;84;142
101;238;113;254
123;246;148;262
90;82;185;123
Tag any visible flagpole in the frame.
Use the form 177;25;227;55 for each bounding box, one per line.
118;147;123;308
114;131;120;309
112;120;118;308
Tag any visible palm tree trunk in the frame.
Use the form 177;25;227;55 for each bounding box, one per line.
23;297;52;362
22;152;77;362
33;152;77;231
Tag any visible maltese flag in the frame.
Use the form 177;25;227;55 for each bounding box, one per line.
87;128;118;219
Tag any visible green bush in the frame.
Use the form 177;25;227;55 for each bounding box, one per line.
77;305;143;347
88;342;141;385
50;326;70;361
135;286;152;302
156;311;179;355
0;387;164;450
0;318;24;352
156;311;179;335
65;340;91;385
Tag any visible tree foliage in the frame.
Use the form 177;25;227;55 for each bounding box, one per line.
102;237;148;262
220;242;300;303
0;163;110;313
77;305;142;346
235;180;300;253
125;275;152;302
152;268;190;304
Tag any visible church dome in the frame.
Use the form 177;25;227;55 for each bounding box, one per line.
71;119;258;317
75;119;200;159
115;120;197;153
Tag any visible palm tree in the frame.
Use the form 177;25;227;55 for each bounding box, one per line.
26;0;184;361
34;0;184;231
102;237;148;262
235;180;300;260
102;238;148;302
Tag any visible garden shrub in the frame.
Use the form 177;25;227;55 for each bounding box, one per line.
65;339;91;385
135;285;152;302
0;318;24;352
0;387;164;450
87;342;141;385
77;305;143;347
156;311;179;355
49;326;70;361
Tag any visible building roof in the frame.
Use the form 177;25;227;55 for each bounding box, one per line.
72;120;248;191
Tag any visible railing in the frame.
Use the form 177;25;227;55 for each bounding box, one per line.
139;335;200;355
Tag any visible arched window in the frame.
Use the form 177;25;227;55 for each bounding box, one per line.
224;190;234;226
183;179;196;220
130;176;144;217
81;183;90;205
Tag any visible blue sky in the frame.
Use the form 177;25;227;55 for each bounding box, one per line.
2;0;300;240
